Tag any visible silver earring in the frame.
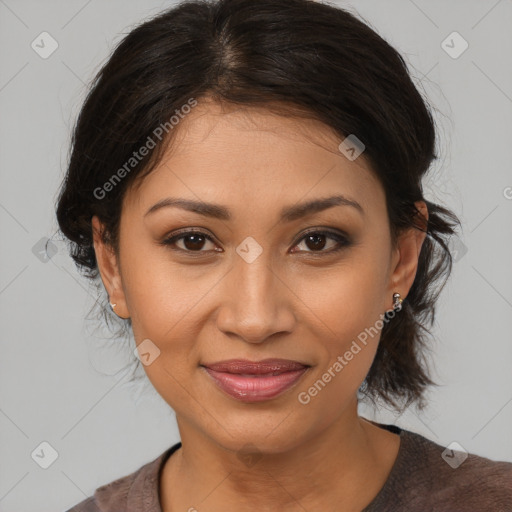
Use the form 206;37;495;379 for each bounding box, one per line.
109;302;117;311
392;293;403;311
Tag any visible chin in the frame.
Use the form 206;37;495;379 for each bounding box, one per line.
203;412;310;456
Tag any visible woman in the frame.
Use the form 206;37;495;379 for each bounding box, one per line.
57;0;512;510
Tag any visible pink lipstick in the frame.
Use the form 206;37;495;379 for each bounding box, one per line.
201;358;310;403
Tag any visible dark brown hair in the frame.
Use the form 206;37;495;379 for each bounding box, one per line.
55;0;461;412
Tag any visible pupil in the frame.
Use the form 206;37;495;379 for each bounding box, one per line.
307;234;326;251
185;234;204;250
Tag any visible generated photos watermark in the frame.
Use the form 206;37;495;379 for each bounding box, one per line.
93;97;198;200
297;304;401;405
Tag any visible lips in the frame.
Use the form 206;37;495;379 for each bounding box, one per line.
202;358;308;375
201;358;310;402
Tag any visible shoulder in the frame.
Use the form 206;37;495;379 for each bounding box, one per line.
64;473;134;512
407;429;512;483
377;427;512;511
64;443;181;512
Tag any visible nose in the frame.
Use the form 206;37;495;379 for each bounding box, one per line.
215;253;296;344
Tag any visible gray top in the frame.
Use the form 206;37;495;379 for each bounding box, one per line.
65;423;512;512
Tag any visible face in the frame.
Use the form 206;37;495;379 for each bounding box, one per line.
93;99;426;454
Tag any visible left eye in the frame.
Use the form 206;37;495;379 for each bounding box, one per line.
292;231;349;254
161;230;350;254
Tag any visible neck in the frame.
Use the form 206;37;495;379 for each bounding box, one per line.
160;402;400;512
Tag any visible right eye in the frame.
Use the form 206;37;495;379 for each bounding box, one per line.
160;229;221;254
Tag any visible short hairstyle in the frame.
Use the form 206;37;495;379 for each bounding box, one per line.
55;0;461;412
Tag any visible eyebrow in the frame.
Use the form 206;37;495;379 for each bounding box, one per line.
144;194;364;221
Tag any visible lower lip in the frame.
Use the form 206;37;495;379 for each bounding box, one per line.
203;367;309;403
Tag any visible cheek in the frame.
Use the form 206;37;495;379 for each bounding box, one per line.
294;281;384;419
294;257;388;398
119;240;208;398
298;258;387;344
119;233;195;338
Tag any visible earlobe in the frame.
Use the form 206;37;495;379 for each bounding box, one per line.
91;216;130;319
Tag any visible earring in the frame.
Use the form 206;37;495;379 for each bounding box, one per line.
392;292;403;311
109;301;117;311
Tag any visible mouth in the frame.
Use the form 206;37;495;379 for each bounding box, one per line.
200;358;311;403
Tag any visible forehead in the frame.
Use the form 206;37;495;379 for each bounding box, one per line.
124;100;384;218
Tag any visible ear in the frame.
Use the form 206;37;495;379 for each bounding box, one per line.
387;201;428;309
91;215;130;319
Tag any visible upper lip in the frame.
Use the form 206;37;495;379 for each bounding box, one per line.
201;358;309;375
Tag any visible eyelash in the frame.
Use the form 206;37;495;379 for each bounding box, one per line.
160;228;351;257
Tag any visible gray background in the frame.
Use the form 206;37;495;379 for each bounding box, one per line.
0;0;511;510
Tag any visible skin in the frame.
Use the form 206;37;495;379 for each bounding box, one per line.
92;98;428;512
